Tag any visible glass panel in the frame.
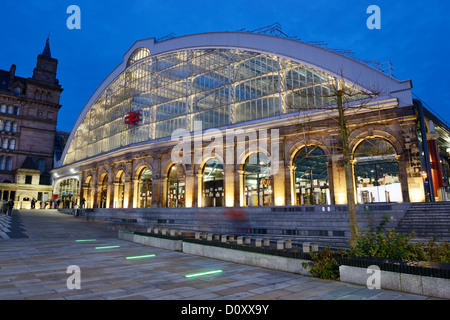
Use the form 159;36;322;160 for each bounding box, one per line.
202;158;224;207
354;138;402;203
139;168;152;208
167;164;185;207
244;153;272;206
293;146;330;205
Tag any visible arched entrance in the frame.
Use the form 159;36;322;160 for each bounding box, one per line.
202;158;224;207
293;146;330;205
138;168;152;208
116;171;125;208
244;153;272;206
354;138;402;203
167;164;185;207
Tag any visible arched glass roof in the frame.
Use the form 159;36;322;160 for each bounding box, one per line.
62;47;368;166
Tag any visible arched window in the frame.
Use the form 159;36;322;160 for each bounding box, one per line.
0;156;4;170
138;168;152;208
244;153;271;206
127;47;150;67
5;157;12;170
11;122;17;133
354;138;401;203
116;171;125;208
4;121;10;132
7;106;13;114
100;175;108;208
0;120;3;131
293;146;330;205
167;164;185;208
202;158;224;207
13;107;19;115
8;139;15;150
0;104;6;113
2;138;8;149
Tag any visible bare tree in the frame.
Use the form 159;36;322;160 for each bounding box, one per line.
287;70;387;244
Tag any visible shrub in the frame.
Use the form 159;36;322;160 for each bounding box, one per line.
349;228;450;263
302;247;340;280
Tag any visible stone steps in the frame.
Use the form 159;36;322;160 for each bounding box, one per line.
395;202;450;240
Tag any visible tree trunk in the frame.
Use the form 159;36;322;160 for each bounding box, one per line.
337;90;358;244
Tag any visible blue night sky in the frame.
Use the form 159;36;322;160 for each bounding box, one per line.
0;0;449;132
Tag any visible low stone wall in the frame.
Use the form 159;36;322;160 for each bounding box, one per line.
182;241;310;276
340;265;450;299
118;230;310;276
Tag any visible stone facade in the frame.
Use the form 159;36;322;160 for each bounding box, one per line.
0;39;62;208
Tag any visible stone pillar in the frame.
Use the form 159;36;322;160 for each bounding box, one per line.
185;167;194;208
197;172;203;207
326;161;335;205
91;168;98;208
331;155;347;204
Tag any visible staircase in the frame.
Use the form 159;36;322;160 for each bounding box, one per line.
396;202;450;241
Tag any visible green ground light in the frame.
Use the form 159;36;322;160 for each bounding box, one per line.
125;254;156;260
185;270;223;278
95;245;120;250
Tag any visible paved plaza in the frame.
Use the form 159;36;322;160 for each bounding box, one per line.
0;210;443;301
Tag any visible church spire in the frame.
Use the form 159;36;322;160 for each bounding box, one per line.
42;36;51;58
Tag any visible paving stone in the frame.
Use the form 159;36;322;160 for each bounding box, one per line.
0;210;442;301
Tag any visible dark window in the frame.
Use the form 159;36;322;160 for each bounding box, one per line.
25;175;32;184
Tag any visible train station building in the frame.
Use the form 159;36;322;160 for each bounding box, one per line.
50;27;450;209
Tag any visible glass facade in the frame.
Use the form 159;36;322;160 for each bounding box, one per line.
138;168;152;208
202;158;224;207
244;153;272;206
354;138;402;203
293;146;330;205
63;48;363;166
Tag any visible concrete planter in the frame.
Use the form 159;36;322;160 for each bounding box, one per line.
340;265;450;299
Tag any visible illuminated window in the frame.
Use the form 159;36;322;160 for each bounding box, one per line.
293;146;329;205
167;164;185;208
354;138;401;203
202;158;224;207
244;153;271;206
138;168;152;208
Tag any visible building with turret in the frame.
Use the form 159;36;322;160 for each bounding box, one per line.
0;39;63;208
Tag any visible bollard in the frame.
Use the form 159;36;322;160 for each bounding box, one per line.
285;239;292;249
277;240;284;250
303;242;311;253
